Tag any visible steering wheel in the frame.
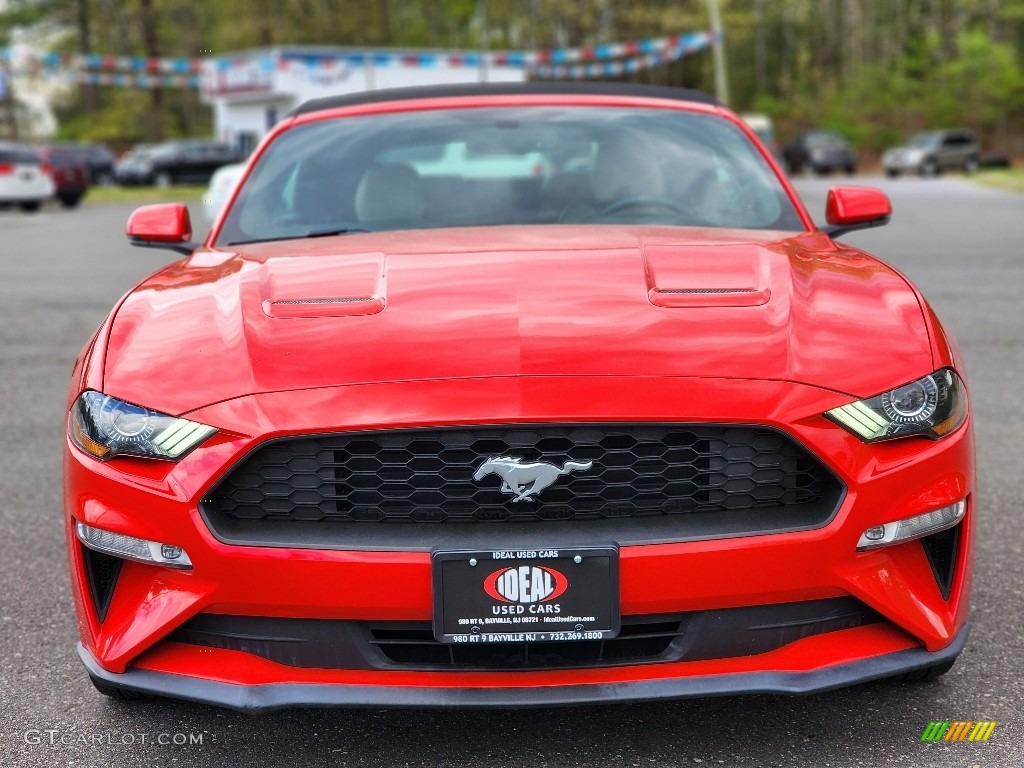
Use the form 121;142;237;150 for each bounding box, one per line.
596;195;699;220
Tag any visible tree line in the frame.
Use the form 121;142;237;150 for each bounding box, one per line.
2;0;1023;154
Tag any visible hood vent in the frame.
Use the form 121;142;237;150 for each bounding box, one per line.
261;253;385;318
644;244;772;308
658;288;758;294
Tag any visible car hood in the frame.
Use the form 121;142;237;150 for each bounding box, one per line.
102;226;933;415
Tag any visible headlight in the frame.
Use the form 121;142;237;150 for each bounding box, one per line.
69;391;215;461
825;369;966;442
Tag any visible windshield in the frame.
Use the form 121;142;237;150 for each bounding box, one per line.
804;131;845;148
907;133;941;149
216;106;803;246
123;146;158;162
0;146;40;164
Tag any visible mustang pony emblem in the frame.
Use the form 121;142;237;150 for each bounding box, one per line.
473;456;594;502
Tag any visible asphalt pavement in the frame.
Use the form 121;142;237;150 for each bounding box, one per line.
1;176;1021;767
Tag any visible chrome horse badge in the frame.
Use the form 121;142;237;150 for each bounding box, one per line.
473;456;594;502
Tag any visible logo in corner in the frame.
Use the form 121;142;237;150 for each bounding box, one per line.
921;720;996;742
473;456;593;502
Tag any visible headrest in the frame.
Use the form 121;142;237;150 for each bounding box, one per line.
354;163;426;224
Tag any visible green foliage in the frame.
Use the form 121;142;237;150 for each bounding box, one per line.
5;0;1024;152
54;87;211;147
0;0;58;40
935;30;1024;130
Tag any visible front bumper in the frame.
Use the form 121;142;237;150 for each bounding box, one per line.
79;623;969;711
64;375;974;707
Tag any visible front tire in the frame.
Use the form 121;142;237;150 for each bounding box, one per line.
154;171;173;188
885;168;900;179
59;193;82;209
919;158;940;177
964;155;979;175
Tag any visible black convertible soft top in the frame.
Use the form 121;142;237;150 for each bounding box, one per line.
286;81;719;118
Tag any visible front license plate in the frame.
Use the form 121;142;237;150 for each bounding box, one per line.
432;546;619;644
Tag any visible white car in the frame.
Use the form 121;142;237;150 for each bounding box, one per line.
201;162;246;222
740;113;784;166
0;143;55;212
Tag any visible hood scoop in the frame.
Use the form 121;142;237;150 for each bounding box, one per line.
644;243;771;308
261;253;385;318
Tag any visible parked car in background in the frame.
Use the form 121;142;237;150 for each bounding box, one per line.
73;143;116;185
740;113;785;167
37;145;90;208
783;130;857;175
115;139;241;187
0;142;55;211
201;162;246;222
882;130;980;177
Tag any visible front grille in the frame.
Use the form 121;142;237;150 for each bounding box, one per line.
202;425;842;543
371;616;683;668
168;598;882;672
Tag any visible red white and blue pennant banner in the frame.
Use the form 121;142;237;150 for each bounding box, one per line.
0;31;715;89
531;32;714;78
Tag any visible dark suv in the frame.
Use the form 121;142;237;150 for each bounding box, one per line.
882;130;980;177
73;143;116;185
114;140;241;187
783;130;857;175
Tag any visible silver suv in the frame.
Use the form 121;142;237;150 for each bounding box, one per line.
883;130;980;177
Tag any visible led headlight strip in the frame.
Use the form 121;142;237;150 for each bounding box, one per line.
826;369;966;443
69;391;215;461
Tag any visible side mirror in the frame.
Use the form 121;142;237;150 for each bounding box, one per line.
126;203;199;255
821;186;892;238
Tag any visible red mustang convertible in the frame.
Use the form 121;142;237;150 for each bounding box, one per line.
65;84;974;711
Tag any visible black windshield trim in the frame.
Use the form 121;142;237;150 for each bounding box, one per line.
287;83;718;119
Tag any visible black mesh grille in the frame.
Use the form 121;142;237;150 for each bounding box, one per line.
202;424;840;529
921;523;961;600
83;546;122;623
371;617;683;668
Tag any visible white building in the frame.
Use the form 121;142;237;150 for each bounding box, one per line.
200;47;526;156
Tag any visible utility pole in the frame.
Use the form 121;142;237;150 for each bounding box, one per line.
706;0;730;105
477;0;489;83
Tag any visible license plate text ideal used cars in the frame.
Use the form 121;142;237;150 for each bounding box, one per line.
432;546;620;644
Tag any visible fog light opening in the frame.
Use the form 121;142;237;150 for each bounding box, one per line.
856;499;966;551
75;521;193;569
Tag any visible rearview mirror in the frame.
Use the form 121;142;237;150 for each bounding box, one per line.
821;186;892;238
126;203;199;255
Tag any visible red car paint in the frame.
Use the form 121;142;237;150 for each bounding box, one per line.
65;85;974;709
